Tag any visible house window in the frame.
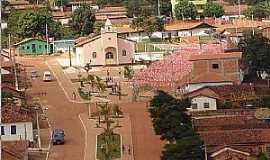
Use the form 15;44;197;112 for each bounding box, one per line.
122;50;127;56
191;103;198;109
39;45;42;49
22;46;25;50
45;45;47;49
108;37;111;40
1;126;4;135
105;52;114;59
212;64;219;69
26;46;30;49
11;125;16;135
92;52;97;58
204;103;210;108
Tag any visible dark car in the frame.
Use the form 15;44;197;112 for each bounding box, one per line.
52;128;65;145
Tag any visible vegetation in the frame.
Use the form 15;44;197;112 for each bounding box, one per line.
203;2;224;18
69;5;96;37
97;133;121;160
123;66;134;80
174;0;197;20
160;0;172;16
131;16;164;38
149;91;192;142
7;8;62;40
245;1;270;19
161;135;205;160
96;103;122;160
239;30;270;79
149;90;205;159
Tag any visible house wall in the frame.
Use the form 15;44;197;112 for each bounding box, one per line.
117;38;134;64
1;122;33;142
187;96;217;111
53;40;74;53
18;40;47;56
192;58;241;84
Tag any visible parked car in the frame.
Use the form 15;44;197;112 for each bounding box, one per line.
52;128;65;145
31;70;38;79
43;71;52;81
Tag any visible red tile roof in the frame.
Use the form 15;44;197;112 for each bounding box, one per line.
2;141;29;160
189;52;242;61
165;21;216;31
2;103;34;123
190;72;232;84
200;129;270;146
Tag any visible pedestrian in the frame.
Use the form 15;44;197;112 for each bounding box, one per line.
73;91;76;100
128;145;131;155
122;144;125;153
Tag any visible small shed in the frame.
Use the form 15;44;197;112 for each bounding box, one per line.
14;38;49;56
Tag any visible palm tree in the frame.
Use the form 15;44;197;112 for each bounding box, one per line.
124;66;134;80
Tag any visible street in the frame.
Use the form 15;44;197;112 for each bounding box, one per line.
20;57;87;160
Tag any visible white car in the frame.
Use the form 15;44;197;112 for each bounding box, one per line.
43;71;52;81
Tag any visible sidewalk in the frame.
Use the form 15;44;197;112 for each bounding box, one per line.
46;59;110;104
79;113;134;160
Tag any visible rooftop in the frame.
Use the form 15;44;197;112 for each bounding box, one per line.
165;21;216;31
2;141;29;160
2;103;34;123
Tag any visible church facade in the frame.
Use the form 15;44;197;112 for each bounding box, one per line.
75;19;135;66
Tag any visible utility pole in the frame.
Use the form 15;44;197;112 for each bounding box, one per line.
68;46;72;67
157;0;160;16
46;23;49;56
252;14;255;35
238;0;241;19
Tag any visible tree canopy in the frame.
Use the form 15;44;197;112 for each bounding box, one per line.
238;30;270;79
203;2;224;18
131;16;164;38
174;0;197;20
7;8;62;40
149;90;192;142
69;5;96;36
161;135;205;160
245;1;270;19
149;90;205;159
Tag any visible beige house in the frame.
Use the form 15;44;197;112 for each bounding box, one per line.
75;19;135;66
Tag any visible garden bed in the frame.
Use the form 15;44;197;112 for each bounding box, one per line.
96;133;121;160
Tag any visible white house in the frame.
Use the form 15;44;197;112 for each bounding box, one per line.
1;104;34;142
187;95;217;111
75;19;135;66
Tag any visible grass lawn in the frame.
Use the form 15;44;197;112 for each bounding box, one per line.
96;133;121;160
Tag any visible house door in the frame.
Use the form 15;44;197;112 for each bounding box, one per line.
32;44;36;53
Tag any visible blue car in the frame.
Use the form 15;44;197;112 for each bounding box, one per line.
52;128;65;145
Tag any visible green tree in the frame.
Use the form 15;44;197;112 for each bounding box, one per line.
161;135;205;160
55;0;70;7
8;8;62;39
203;2;224;18
149;90;192;142
245;1;270;19
131;16;164;38
238;30;270;79
160;0;172;16
69;5;96;36
174;0;197;20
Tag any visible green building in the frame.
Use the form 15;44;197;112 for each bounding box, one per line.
14;38;50;56
171;0;207;17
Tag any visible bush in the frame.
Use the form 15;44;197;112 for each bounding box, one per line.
78;88;91;100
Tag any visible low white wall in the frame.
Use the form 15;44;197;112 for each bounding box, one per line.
1;122;34;142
